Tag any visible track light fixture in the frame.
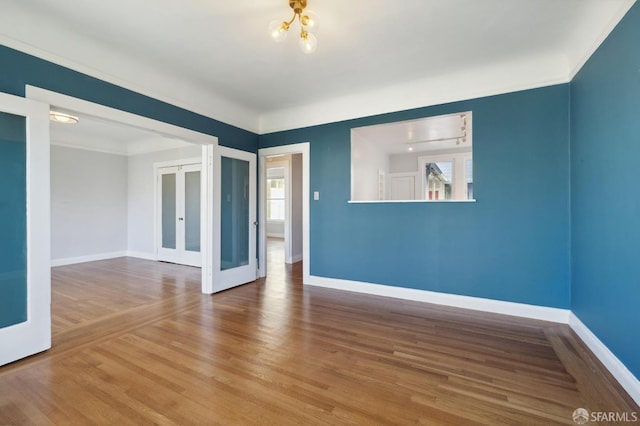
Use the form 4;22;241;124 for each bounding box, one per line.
268;0;319;54
406;114;470;151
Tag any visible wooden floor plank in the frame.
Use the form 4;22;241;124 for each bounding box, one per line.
0;239;637;424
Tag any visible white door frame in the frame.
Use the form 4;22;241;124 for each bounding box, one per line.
0;92;51;366
258;143;310;283
25;86;217;294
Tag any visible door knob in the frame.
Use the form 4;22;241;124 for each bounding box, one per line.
178;217;184;221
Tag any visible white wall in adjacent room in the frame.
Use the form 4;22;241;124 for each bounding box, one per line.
290;153;303;263
50;145;128;263
351;135;388;201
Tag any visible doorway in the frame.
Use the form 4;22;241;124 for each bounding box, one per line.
32;85;258;296
26;85;217;294
265;154;303;268
1;86;261;366
258;143;310;283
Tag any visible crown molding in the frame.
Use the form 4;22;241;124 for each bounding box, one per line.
51;139;129;156
0;35;261;134
258;53;570;134
3;0;633;136
568;0;636;80
51;138;195;157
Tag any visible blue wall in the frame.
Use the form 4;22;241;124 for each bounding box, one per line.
260;85;572;308
571;3;640;378
0;112;27;328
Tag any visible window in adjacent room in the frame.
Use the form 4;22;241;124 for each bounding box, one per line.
266;167;285;220
420;152;473;201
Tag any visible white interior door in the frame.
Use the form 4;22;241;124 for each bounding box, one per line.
157;163;202;267
212;146;256;292
390;174;416;200
0;93;51;366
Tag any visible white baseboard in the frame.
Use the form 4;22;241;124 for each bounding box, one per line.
306;275;639;405
126;251;157;261
267;233;284;239
51;251;127;267
306;275;570;323
569;313;640;405
51;251;158;266
286;254;303;264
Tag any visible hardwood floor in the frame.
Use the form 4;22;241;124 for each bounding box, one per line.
0;243;637;425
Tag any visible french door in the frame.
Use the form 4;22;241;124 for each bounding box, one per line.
0;93;50;366
157;163;202;267
211;146;257;292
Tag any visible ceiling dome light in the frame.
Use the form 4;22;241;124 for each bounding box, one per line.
269;0;319;53
49;111;79;124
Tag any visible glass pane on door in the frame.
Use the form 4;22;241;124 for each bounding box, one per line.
0;112;27;328
161;173;177;249
221;156;249;271
184;170;201;252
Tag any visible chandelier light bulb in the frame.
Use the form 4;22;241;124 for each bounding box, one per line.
299;31;317;54
268;20;289;42
300;10;320;32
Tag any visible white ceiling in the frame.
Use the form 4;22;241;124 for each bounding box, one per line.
0;0;635;133
49;111;194;156
352;112;472;155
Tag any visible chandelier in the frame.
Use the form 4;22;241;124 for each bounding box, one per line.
268;0;320;54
